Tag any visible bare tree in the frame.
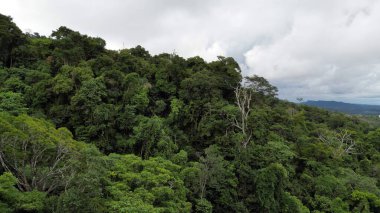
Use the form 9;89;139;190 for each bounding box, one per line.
0;134;75;193
231;86;253;148
318;129;356;157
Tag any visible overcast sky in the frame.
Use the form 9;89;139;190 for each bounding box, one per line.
1;0;380;104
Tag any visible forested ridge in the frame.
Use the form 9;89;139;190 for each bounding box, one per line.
303;101;380;116
0;13;379;213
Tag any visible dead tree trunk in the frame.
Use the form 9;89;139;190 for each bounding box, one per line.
231;86;253;148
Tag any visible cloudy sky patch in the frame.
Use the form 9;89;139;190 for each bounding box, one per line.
1;0;380;104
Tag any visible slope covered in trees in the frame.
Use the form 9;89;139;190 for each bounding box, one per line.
0;13;379;212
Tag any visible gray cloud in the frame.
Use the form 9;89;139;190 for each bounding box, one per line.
1;0;380;104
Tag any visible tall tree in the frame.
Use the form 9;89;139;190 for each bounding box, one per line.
0;13;25;67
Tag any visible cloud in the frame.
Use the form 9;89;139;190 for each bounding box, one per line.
1;0;380;103
244;0;380;103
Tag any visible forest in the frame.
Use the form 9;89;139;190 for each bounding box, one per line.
0;13;379;212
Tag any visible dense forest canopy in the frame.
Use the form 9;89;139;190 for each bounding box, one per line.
0;13;379;213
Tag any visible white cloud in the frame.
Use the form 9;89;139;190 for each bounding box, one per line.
244;0;380;103
1;0;380;103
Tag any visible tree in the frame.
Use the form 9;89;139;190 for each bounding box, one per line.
208;56;242;101
245;75;278;98
0;16;379;213
11;34;53;67
255;163;291;212
349;190;380;213
105;154;191;212
318;129;356;158
51;26;105;66
0;172;45;212
0;113;82;194
127;116;177;159
231;86;253;148
183;145;237;212
70;78;106;119
46;145;107;213
0;13;25;67
0;92;27;115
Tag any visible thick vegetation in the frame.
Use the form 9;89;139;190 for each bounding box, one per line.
0;14;379;212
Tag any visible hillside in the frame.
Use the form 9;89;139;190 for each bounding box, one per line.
303;100;380;115
0;13;379;213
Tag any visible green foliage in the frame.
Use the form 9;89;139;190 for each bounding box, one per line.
47;145;107;213
0;14;379;212
349;190;380;213
51;26;105;66
0;113;87;194
282;193;310;213
314;175;347;198
245;74;278;105
127;116;178;159
182;145;238;211
0;14;24;67
105;154;191;212
0;91;27;115
255;163;288;212
0;172;46;212
195;198;213;213
0;172;21;212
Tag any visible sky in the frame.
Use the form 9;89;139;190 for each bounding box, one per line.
1;0;380;104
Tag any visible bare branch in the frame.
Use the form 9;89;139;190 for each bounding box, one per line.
318;129;356;157
230;86;254;148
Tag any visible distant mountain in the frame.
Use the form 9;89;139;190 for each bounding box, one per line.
302;100;380;115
